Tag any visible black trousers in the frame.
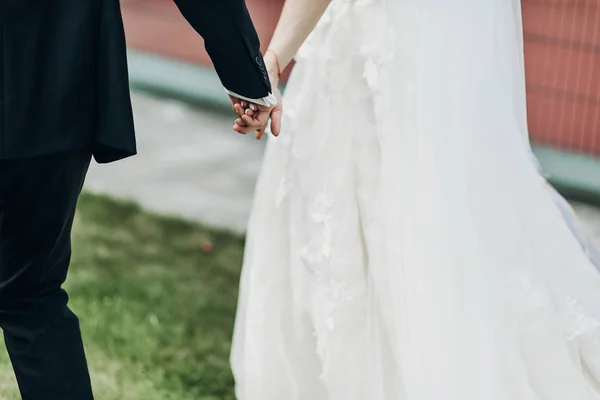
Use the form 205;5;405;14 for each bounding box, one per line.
0;149;94;399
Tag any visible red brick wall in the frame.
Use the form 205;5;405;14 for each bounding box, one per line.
121;0;293;79
523;0;600;155
122;0;600;155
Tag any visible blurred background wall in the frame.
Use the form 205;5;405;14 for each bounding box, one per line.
120;0;600;199
121;0;293;79
523;0;599;156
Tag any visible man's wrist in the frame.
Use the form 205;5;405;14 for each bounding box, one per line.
225;88;276;107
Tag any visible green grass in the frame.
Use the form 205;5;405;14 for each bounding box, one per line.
0;192;245;400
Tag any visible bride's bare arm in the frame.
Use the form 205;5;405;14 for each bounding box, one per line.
264;0;333;84
233;0;331;137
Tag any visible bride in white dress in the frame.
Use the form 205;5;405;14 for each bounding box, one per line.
231;0;600;398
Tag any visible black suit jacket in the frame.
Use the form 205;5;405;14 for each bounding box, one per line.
0;0;272;163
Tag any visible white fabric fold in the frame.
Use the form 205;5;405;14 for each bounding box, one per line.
231;1;600;399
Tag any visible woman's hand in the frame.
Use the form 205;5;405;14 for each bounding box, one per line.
232;74;283;140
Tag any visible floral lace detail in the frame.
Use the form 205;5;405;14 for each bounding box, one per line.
508;272;600;342
564;297;600;341
299;192;335;267
505;272;554;336
355;1;395;95
274;175;290;207
313;278;355;380
299;191;359;379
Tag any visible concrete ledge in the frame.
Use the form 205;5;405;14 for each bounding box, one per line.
533;144;600;204
127;50;233;114
127;49;600;204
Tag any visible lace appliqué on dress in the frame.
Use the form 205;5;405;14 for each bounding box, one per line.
299;191;357;380
564;297;600;342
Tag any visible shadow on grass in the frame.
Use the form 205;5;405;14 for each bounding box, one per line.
0;192;245;400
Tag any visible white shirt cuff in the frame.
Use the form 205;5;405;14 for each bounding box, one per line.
225;88;278;107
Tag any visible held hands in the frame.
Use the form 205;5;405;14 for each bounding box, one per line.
230;83;283;140
230;50;284;140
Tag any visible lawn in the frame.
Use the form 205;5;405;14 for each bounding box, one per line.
0;192;245;400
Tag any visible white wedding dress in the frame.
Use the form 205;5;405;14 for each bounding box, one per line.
231;0;600;399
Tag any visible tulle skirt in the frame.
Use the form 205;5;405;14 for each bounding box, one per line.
232;1;600;398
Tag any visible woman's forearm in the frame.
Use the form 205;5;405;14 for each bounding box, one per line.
263;0;332;83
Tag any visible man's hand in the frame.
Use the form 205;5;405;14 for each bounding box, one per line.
231;80;283;140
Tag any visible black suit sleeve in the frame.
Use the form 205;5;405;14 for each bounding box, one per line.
172;0;272;99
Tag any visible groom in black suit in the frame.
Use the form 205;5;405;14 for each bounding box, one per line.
0;1;278;398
